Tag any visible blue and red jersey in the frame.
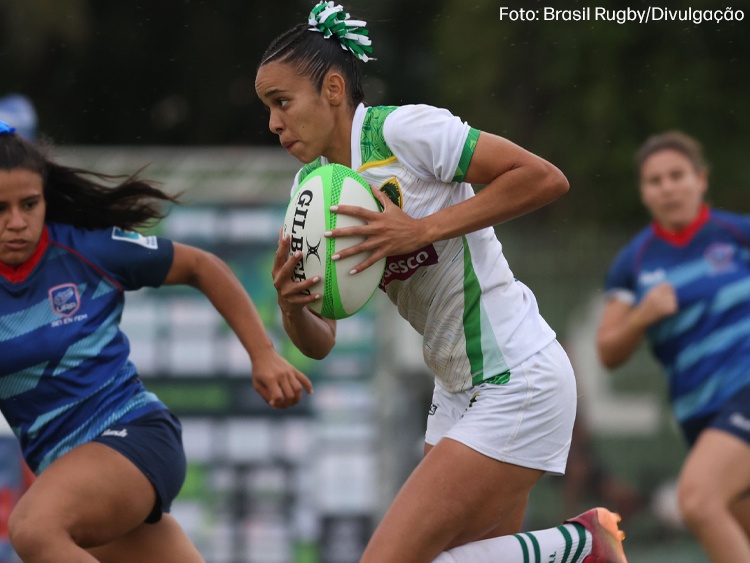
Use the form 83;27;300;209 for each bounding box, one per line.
0;222;173;473
605;206;750;424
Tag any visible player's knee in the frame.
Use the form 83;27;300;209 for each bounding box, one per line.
8;507;49;559
677;477;719;529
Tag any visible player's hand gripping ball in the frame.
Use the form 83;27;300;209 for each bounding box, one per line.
282;163;386;319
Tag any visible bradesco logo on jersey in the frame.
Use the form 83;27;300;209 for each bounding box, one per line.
49;283;81;317
379;245;439;290
376;177;438;290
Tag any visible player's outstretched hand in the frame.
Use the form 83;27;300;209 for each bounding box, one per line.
251;349;313;409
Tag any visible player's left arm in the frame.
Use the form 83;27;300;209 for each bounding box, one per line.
330;132;568;272
461;132;569;223
163;242;313;408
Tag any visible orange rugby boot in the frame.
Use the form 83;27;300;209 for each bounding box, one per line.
565;507;627;563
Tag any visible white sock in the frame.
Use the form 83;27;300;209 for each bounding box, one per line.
432;523;593;563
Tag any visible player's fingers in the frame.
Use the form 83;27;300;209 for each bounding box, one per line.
296;372;314;394
331;204;376;220
277;273;321;300
278;378;302;407
349;252;385;275
266;384;285;409
330;237;380;262
273;251;302;289
252;379;275;406
369;186;388;210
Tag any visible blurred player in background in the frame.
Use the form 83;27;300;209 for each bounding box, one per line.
0;121;311;562
597;130;750;562
257;2;627;562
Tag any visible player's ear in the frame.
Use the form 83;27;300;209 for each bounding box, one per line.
323;71;346;106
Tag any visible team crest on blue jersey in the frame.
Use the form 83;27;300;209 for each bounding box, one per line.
49;283;81;317
111;227;158;249
704;243;736;274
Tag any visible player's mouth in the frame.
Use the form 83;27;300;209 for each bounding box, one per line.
282;141;297;151
3;239;29;251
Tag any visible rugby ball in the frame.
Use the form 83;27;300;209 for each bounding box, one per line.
282;163;385;320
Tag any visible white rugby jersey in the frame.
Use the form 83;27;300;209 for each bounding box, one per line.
291;103;556;392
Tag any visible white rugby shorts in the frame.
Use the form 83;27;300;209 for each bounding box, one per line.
425;340;576;475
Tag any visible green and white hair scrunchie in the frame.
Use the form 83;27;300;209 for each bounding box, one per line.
308;1;374;62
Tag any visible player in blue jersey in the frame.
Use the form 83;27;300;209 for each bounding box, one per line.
597;131;750;562
0;121;312;562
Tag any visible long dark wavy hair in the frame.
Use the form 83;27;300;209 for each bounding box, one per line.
0;132;178;230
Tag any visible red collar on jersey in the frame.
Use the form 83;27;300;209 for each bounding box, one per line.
652;204;710;247
0;226;50;283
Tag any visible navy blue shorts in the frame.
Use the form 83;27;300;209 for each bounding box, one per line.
680;385;750;448
92;409;186;524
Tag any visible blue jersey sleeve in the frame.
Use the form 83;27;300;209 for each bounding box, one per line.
56;225;174;291
711;209;750;247
96;227;174;290
604;243;637;304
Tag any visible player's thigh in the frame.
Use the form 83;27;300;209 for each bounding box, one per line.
87;514;204;563
365;438;543;561
429;438;544;544
11;442;155;547
731;495;750;537
679;428;750;507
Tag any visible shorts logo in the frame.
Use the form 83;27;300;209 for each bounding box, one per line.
112;227;158;249
729;413;750;433
101;428;128;438
49;283;81;317
428;404;438;416
638;268;667;287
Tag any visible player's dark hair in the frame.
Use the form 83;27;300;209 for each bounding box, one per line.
259;23;366;108
636;130;708;174
0;133;178;230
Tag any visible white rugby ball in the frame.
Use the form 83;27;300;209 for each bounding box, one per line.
282;163;385;320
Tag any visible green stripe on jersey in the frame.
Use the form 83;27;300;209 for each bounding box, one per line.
462;236;485;378
361;106;398;165
453;127;480;182
297;157;323;185
463;236;510;386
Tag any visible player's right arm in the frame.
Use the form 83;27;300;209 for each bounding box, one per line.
596;282;678;368
273;230;337;359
